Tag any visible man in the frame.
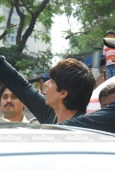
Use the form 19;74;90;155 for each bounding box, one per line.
103;30;115;79
99;83;115;108
60;83;115;133
0;56;95;124
59;101;115;133
0;84;29;122
0;55;115;133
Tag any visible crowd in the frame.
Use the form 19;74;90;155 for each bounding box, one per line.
0;32;115;133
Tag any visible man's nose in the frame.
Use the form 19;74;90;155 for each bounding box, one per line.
7;97;12;102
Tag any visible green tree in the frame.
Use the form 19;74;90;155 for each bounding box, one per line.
64;0;115;54
0;0;75;76
0;46;52;78
0;0;51;53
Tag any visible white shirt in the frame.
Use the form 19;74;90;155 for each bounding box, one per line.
1;115;29;123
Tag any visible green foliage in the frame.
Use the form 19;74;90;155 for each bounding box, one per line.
69;27;104;54
0;46;52;78
66;0;115;54
38;5;53;31
2;0;113;70
0;0;76;77
0;16;5;24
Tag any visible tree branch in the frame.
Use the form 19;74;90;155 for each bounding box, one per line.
65;17;107;39
0;5;14;40
14;0;24;17
35;0;50;16
65;31;88;39
20;0;33;15
17;0;50;53
13;0;25;44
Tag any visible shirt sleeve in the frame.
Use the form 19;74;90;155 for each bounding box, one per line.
59;101;115;133
0;55;55;123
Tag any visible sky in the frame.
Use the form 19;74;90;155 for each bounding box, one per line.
51;14;81;53
51;15;69;54
51;14;81;65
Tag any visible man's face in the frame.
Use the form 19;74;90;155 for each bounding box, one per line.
106;34;115;38
44;79;67;108
100;93;115;108
0;88;25;117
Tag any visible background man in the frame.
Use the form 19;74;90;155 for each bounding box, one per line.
99;83;115;108
0;84;29;122
103;30;115;79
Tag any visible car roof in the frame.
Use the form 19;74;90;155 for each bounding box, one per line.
0;122;115;155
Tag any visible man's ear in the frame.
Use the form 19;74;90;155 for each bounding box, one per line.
60;90;68;100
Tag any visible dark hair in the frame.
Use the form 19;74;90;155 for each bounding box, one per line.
0;84;6;100
106;30;115;35
50;58;96;112
99;83;115;102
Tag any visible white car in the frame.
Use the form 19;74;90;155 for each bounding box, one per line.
0;122;115;170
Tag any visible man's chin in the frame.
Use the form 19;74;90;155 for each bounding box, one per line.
45;99;51;106
3;111;14;117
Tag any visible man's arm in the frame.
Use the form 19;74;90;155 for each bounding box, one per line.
59;101;115;133
0;56;55;123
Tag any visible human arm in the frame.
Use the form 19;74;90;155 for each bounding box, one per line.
59;101;115;133
0;55;55;123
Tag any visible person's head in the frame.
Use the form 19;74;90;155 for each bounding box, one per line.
99;83;115;108
106;30;115;38
0;84;25;120
44;58;95;112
